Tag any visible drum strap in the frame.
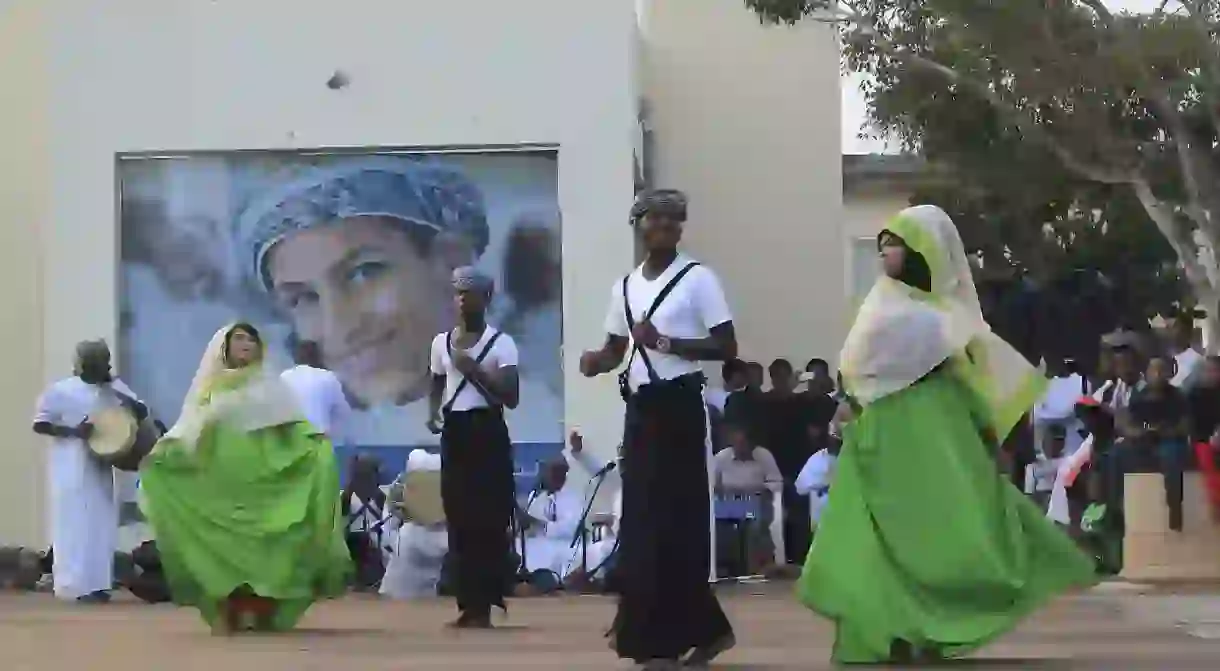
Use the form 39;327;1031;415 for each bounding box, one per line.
108;384;149;423
443;329;505;415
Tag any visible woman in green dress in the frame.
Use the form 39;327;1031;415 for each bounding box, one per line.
139;323;351;634
798;205;1097;664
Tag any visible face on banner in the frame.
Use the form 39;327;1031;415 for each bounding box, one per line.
117;151;566;493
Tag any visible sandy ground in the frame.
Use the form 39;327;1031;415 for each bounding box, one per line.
3;584;1220;670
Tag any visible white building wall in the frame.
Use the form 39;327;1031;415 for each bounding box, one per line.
641;0;845;373
0;0;638;546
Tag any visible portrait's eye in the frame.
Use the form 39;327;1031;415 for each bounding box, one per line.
278;288;319;311
346;261;389;286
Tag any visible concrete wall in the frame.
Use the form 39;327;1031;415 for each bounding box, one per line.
641;0;845;372
0;0;638;547
0;2;51;548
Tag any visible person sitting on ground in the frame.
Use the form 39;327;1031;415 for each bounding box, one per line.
712;423;783;574
341;454;387;590
380;448;448;600
560;431;621;591
517;456;583;585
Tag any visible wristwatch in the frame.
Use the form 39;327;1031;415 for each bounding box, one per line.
655;336;672;354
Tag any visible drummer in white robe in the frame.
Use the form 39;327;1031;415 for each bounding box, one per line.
379;448;449;600
32;340;147;603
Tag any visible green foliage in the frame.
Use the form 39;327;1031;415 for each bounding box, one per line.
746;0;1219;319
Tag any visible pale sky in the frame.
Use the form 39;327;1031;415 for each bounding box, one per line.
842;0;1175;153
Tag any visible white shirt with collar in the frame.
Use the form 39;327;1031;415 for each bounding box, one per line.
279;365;351;441
603;254;733;391
429;327;519;412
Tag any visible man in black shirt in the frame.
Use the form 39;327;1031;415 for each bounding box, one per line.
762;358;819;563
724;360;765;446
1126;354;1190;531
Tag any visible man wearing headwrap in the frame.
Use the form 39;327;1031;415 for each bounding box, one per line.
238;157;489;422
580;188;738;667
236;156;562;456
32;340;147;603
426;266;521;628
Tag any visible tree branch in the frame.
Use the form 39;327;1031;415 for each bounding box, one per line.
1132;178;1211;291
826;6;1138;185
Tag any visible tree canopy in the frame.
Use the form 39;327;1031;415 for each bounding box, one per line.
746;0;1220;330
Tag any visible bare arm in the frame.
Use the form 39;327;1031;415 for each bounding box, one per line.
667;321;738;363
33;422;83;439
469;365;521;410
666;269;737;362
427;374;445;420
582;334;630;377
32;386;83;439
758;448;785;492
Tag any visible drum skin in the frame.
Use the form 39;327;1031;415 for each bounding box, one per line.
90;410;161;472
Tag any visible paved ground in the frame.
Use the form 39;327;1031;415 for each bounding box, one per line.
3;583;1220;670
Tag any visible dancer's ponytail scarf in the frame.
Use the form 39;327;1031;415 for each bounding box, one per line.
838;205;1045;441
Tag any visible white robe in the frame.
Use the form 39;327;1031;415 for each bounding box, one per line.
563;490;622;579
379;449;448;600
795;449;837;526
519;486;585;577
521;449;617;579
34;377;139;599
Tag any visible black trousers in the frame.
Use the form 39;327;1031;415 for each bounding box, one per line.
440;407;515;617
1100;437;1188;532
612;375;733;662
781;483;811;564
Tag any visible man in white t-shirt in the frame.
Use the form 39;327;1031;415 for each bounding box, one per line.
579;188;737;667
1170;320;1203;388
425;266;520;630
280;340;351;444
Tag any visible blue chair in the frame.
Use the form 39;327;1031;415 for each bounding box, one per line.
714;493;764;582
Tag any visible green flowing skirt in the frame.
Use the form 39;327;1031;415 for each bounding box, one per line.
139;421;352;630
797;371;1097;663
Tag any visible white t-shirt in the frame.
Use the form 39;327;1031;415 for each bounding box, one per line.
429;328;519;412
1024;456;1063;494
279;365;351;440
603;255;733;390
1173;348;1204;387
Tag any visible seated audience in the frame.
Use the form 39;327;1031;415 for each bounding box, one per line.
1126;353;1190;531
517;431;608;583
379;449;448;600
712;423;783;574
340;454;387;590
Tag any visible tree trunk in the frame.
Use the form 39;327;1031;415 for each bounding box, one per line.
1200;290;1220;354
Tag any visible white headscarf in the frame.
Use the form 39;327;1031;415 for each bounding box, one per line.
160;324;306;453
839;205;1046;440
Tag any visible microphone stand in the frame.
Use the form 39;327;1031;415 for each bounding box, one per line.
570;464;614;579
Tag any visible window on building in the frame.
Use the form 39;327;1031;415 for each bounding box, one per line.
850;237;880;302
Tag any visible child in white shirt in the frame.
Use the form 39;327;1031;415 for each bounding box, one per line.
1025;425;1067;512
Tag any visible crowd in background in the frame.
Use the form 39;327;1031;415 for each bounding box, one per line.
704;357;841;576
